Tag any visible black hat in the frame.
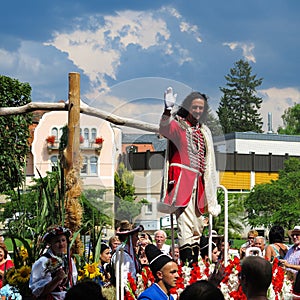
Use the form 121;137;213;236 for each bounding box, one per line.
145;244;172;275
43;226;71;243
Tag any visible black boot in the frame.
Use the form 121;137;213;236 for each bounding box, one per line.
179;244;193;266
191;243;200;264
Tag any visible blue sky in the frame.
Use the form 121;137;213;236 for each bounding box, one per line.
1;0;300;133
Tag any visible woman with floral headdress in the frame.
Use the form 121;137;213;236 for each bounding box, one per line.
29;225;77;300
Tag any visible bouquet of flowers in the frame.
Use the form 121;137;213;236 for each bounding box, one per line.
125;256;294;300
45;255;64;274
2;266;32;298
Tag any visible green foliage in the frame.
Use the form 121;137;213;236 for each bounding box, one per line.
278;103;300;135
0;169;67;267
114;162;147;223
244;158;300;229
217;59;263;134
213;191;246;238
205;108;223;137
80;189;112;227
0;75;32;192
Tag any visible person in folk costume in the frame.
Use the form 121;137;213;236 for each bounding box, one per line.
158;87;220;265
137;244;179;300
111;220;144;283
29;226;77;300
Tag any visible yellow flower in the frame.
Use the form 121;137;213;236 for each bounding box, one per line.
19;246;29;261
83;262;100;279
5;267;17;285
16;265;31;283
77;269;85;281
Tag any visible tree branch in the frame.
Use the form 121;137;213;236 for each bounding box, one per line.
0;102;159;133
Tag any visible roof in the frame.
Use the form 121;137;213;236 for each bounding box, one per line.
214;132;300;143
122;133;167;151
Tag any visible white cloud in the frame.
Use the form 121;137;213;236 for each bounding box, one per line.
223;42;256;63
44;7;204;103
179;21;202;43
105;10;170;49
0;49;16;69
259;87;300;132
45;10;171;92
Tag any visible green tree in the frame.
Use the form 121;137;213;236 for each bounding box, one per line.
217;59;263;134
114;162;147;223
244;157;300;229
278;103;300;135
80;189;112;226
0;75;32;192
213;191;246;239
205;108;223;137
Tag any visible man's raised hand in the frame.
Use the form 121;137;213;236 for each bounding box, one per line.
164;87;177;110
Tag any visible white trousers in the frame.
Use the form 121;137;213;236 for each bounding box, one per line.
175;188;205;247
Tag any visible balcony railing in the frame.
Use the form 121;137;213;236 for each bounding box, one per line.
47;140;103;155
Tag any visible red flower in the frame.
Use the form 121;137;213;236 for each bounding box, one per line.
124;290;135;300
46;135;55;144
189;263;201;284
271;258;285;298
229;285;247;300
95;137;104;144
127;273;137;294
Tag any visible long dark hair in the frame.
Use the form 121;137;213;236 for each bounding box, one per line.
176;91;209;123
268;225;285;244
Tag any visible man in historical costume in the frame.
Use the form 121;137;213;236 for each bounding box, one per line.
111;220;144;284
137;244;179;300
159;87;220;265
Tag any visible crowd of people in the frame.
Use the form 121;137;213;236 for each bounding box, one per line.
0;221;299;299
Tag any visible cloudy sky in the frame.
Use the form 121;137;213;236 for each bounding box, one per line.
1;0;300;133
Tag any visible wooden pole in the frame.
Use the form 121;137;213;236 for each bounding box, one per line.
64;72;83;255
65;72;81;172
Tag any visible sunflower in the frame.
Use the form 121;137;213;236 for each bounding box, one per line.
5;267;17;285
18;246;29;261
77;268;85;281
15;265;31;283
83;262;101;279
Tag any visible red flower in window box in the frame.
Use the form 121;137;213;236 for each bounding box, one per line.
46;135;56;144
80;136;84;143
95;137;104;144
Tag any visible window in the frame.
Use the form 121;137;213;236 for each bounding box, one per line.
145;203;153;215
126;145;138;153
91;128;97;141
84;128;89;142
80;156;98;176
81;156;88;175
90;156;98;174
51;128;58;140
50;155;59;172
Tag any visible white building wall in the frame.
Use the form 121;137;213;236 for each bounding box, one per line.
235;139;300;155
30;109;121;193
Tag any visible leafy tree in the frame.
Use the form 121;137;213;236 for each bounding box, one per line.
217;59;263;134
278;103;300;135
114;162;147;223
244;157;300;229
205;108;223;137
80;189;112;227
212;191;246;239
0;75;32;192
